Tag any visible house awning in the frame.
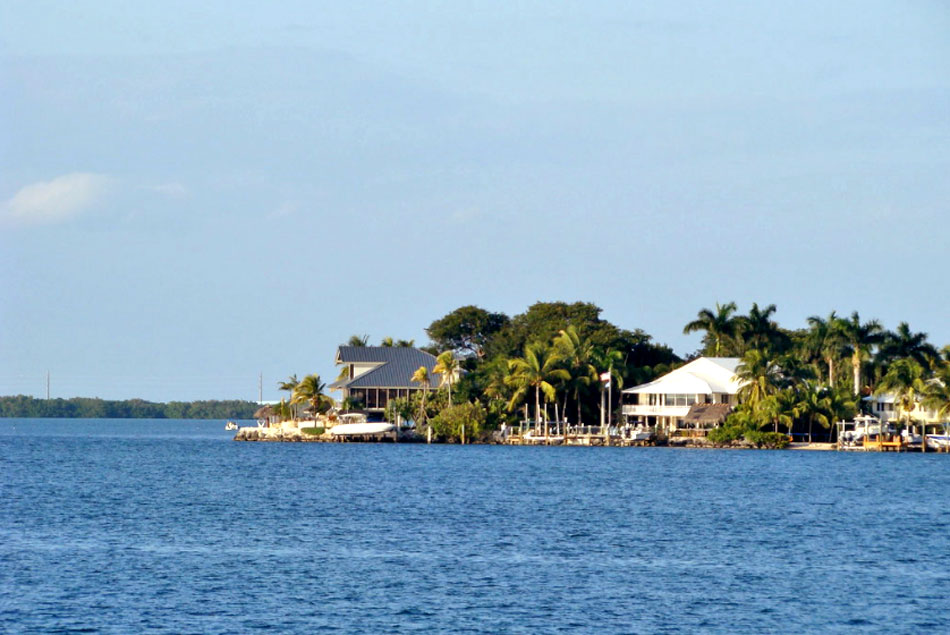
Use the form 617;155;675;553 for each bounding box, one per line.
682;404;733;426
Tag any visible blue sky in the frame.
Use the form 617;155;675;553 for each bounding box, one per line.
2;1;948;401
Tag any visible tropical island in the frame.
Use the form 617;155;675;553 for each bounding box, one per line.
249;301;950;451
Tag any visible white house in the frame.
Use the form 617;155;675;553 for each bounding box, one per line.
863;393;942;425
621;357;743;435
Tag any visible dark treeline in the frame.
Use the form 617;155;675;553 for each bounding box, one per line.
0;395;259;419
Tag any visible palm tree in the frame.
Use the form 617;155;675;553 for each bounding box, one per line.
875;358;928;432
347;334;370;347
876;322;938;369
380;336;395;347
292;374;331;420
736;302;789;354
923;364;950;423
273;398;292;422
433;351;459;407
795;382;833;443
553;326;597;425
824;386;857;443
411;365;432;427
683;302;739;356
737;349;784;416
591;346;625;430
506;342;570;431
762;389;797;434
838;311;885;396
340;395;363;412
806;312;846;387
278;374;299;419
395;339;415;347
482;356;514;412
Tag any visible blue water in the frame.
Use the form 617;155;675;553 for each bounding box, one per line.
2;419;950;633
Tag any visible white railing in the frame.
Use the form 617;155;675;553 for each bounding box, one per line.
621;405;691;417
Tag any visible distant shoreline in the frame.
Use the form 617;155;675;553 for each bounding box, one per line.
0;395;259;420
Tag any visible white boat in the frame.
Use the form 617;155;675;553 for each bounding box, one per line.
225;421;238;431
838;415;892;448
329;422;395;436
926;434;950;450
623;424;652;441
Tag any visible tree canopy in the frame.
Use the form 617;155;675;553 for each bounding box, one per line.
426;305;510;359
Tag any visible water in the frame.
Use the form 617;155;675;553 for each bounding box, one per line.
2;419;950;633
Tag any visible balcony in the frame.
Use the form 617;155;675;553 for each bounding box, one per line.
622;405;691;418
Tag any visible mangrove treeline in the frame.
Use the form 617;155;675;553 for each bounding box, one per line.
0;395;259;419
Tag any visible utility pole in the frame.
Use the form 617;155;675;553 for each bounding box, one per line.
258;372;263;404
46;371;50;400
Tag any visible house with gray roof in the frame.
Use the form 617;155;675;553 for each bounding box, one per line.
329;346;448;413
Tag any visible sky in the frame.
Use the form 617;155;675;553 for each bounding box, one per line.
1;1;948;402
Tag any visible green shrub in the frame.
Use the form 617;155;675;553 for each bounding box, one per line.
301;427;325;436
744;430;789;449
427;401;487;442
708;425;745;444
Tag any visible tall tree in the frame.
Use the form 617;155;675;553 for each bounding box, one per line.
876;322;938;369
380;336;395;347
426;305;510;358
433;351;460;407
736;302;789;354
761;389;797;434
795;382;833;443
806;311;846;387
278;374;299;419
292;374;331;419
506;342;570;430
410;366;432;427
737;349;784;414
875;358;928;429
553;325;597;424
683;301;739;356
923;364;950;423
838;312;885;396
346;334;370;347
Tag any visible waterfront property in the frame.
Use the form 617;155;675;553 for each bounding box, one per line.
863;392;942;426
621;357;742;436
329;346;449;414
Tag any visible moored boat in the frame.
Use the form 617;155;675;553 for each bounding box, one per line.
328;422;395;436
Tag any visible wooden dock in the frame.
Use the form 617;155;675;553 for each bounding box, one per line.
502;427;654;447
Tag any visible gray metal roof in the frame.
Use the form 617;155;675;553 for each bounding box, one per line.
335;346;445;389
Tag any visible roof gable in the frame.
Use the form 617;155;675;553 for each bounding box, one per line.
334;346;445;389
622;356;743;395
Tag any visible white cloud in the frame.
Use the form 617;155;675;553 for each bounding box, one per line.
147;182;188;198
2;173;113;225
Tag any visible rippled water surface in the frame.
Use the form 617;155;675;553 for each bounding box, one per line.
2;418;950;633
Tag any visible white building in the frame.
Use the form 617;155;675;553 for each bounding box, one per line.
621;357;743;435
863;393;942;425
